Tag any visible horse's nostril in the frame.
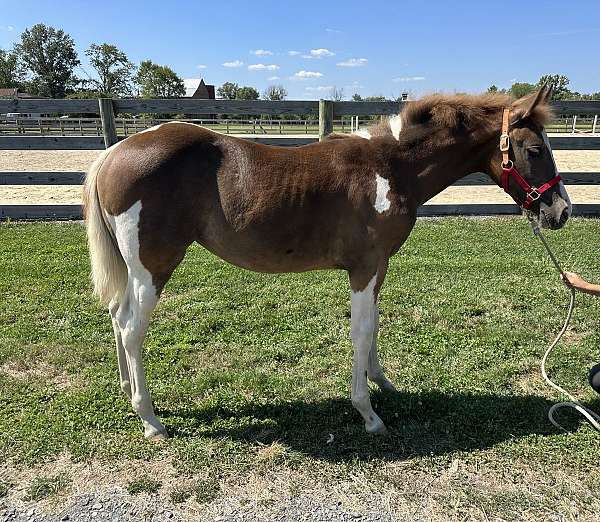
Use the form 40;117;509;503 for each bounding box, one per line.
559;208;569;225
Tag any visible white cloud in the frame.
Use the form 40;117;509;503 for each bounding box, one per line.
252;49;273;56
310;48;335;58
1;25;14;31
223;60;244;68
301;54;313;59
196;64;207;69
248;63;280;71
267;76;280;81
392;76;426;82
288;50;302;56
337;58;368;67
325;28;343;34
293;70;324;79
305;85;334;92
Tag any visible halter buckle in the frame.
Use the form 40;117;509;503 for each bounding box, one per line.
499;133;510;152
527;188;541;202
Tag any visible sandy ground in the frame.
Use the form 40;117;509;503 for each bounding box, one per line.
1;150;600;205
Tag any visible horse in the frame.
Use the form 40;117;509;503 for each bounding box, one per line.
83;85;571;439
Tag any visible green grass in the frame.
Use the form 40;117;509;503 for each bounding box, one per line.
125;477;162;495
23;475;70;501
2;218;600;516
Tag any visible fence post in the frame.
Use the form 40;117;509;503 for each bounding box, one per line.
593;115;598;135
98;98;118;148
319;99;334;141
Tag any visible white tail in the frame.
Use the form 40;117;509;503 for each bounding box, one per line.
84;148;127;305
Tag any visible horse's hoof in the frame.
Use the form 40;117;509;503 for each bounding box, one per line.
379;380;397;393
365;418;387;435
146;428;169;441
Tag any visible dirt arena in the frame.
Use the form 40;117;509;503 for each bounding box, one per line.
1;150;600;205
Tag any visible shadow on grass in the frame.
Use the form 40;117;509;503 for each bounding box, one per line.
159;390;595;462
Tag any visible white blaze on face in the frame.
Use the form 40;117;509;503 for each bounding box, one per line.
374;174;391;213
388;114;402;140
542;130;572;216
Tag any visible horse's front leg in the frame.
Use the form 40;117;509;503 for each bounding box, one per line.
349;266;387;434
367;304;397;392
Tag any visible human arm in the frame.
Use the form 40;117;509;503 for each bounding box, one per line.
561;272;600;297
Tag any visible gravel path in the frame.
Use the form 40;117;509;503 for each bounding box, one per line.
1;490;395;522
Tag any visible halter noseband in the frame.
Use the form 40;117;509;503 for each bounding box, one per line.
500;108;561;210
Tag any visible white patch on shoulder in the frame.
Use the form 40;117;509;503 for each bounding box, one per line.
388;114;402;140
374;174;391;213
354;129;372;140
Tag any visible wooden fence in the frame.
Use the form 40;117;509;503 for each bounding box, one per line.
1;97;600;220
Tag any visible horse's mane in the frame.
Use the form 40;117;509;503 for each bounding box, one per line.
360;92;553;139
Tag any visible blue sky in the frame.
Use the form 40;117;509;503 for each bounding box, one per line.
0;0;598;99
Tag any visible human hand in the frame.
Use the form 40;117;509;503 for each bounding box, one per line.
561;271;588;291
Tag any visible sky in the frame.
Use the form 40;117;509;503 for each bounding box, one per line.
0;0;599;100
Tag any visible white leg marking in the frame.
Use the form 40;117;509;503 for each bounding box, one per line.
351;275;386;434
388;114;403;140
374;174;391;213
354;128;372;140
367;304;396;392
108;201;167;439
109;299;131;400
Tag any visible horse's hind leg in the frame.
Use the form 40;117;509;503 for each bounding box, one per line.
109;299;131;400
367;304;397;392
115;275;166;439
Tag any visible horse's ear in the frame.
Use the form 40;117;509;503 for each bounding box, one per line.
511;84;553;124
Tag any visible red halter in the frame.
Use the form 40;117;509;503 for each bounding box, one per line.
500;108;561;210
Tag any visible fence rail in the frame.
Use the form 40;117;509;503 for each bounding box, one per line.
1;97;600;220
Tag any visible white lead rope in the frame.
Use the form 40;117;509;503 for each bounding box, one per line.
527;214;600;432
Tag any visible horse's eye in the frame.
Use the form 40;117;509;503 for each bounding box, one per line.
527;146;542;157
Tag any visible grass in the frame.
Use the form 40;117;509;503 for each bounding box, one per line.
23;475;70;501
125;477;162;495
2;218;600;518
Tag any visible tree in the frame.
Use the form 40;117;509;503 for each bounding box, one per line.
135;60;185;98
351;93;363;101
236;86;259;100
85;43;135;97
330;86;344;101
538;74;570;100
13;24;80;98
0;48;24;88
509;82;537;99
263;84;287;101
217;82;239;100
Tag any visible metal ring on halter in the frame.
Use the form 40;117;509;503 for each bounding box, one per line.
501;159;513;169
527;188;541;201
499;133;510;152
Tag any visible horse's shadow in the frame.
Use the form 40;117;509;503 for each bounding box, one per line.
159;389;596;462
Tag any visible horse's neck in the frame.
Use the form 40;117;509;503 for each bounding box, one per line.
410;129;496;205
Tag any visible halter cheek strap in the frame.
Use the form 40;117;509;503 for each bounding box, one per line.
500;108;561;210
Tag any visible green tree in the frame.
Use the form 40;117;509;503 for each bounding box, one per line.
13;24;80;98
217;82;239;100
537;74;570;100
85;43;135;97
351;93;363;101
0;48;24;88
262;84;287;100
135;60;185;98
509;82;537;99
236;86;259;100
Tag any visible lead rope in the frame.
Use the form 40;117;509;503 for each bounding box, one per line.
526;213;600;432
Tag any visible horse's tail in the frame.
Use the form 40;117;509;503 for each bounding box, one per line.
83;147;127;306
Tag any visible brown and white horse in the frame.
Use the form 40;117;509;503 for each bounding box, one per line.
84;86;570;439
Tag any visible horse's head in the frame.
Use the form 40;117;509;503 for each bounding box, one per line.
491;85;571;230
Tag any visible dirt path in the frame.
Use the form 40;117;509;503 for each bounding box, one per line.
1;150;599;205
